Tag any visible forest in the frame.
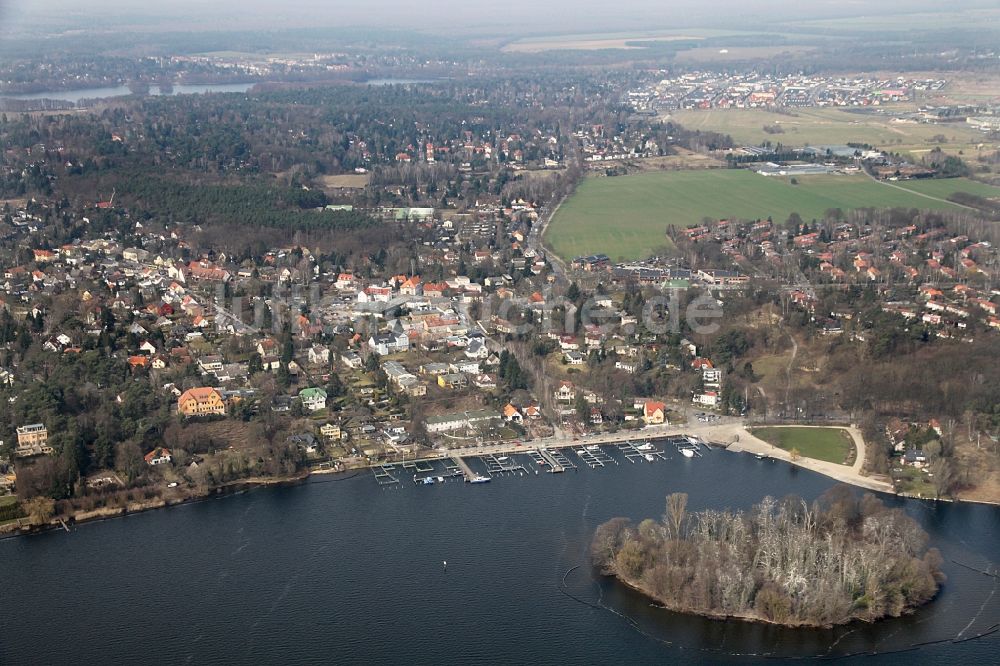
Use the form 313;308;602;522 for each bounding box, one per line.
592;488;944;627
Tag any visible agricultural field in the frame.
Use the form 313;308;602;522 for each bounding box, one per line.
500;29;722;53
750;426;855;465
669;106;993;157
544;169;977;262
893;177;1000;201
786;7;1000;33
497;27;817;53
317;174;370;190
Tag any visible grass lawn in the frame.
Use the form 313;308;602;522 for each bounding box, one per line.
0;495;22;525
751;426;855;465
545;169;973;262
893;466;938;499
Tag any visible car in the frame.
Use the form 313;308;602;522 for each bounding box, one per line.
167;481;179;488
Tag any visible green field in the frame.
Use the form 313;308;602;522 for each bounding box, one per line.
751;426;855;465
893;177;1000;200
545;170;982;261
669;107;993;157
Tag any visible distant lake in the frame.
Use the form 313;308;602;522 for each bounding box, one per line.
1;447;998;663
0;82;257;104
365;78;442;86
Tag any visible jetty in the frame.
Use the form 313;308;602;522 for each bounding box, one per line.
451;456;490;483
538;448;567;473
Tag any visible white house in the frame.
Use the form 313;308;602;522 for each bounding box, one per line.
299;387;328;411
693;391;719;407
464;338;489;359
308;344;330;366
554;381;576;402
144;447;173;465
369;332;409;356
341;351;363;369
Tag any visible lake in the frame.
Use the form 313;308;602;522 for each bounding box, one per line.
0;447;997;664
0;83;258;104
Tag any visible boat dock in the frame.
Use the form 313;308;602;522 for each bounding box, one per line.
480;454;527;477
538;447;576;472
373;464;400;486
451;456;490;483
574;445;616;469
537;448;565;473
669;435;704;457
617;440;668;463
370;430;713;486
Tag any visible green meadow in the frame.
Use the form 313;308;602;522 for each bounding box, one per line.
544;170;994;261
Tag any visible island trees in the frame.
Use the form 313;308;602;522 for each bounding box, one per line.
592;488;943;627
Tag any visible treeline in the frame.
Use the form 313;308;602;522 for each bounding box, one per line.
117;175;377;231
948;192;1000;220
592;488;943;627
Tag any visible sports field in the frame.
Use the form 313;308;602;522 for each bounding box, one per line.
750;426;855;465
544;170;983;261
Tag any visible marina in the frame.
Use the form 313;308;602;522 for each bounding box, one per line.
668;435;705;458
373;464;400;486
388;438;696;487
617;440;668;463
573;445;617;469
480;454;528;477
451;456;491;483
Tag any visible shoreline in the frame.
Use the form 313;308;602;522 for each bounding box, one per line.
0;472;309;540
3;422;996;539
607;567;931;630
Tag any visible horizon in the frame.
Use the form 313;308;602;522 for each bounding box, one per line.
3;0;999;36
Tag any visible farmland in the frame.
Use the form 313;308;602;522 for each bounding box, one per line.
544;169;980;262
893;177;1000;200
669;106;992;157
750;426;855;465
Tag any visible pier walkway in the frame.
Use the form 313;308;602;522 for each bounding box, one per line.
537;448;565;473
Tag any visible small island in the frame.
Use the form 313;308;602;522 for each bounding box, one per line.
592;487;944;627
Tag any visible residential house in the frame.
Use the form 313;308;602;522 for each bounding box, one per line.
554;380;576;402
299;387;328;411
437;373;467;389
503;403;523;423
15;423;52;457
307;344;330;366
320;422;343;441
341;351;363;369
641;401;667;425
177;387;227;417
369;332;409;356
144;447;173;466
590;407;604;425
693;391;719;407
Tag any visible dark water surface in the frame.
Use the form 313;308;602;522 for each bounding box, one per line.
1;448;997;665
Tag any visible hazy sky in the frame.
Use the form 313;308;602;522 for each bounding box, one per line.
1;0;997;34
